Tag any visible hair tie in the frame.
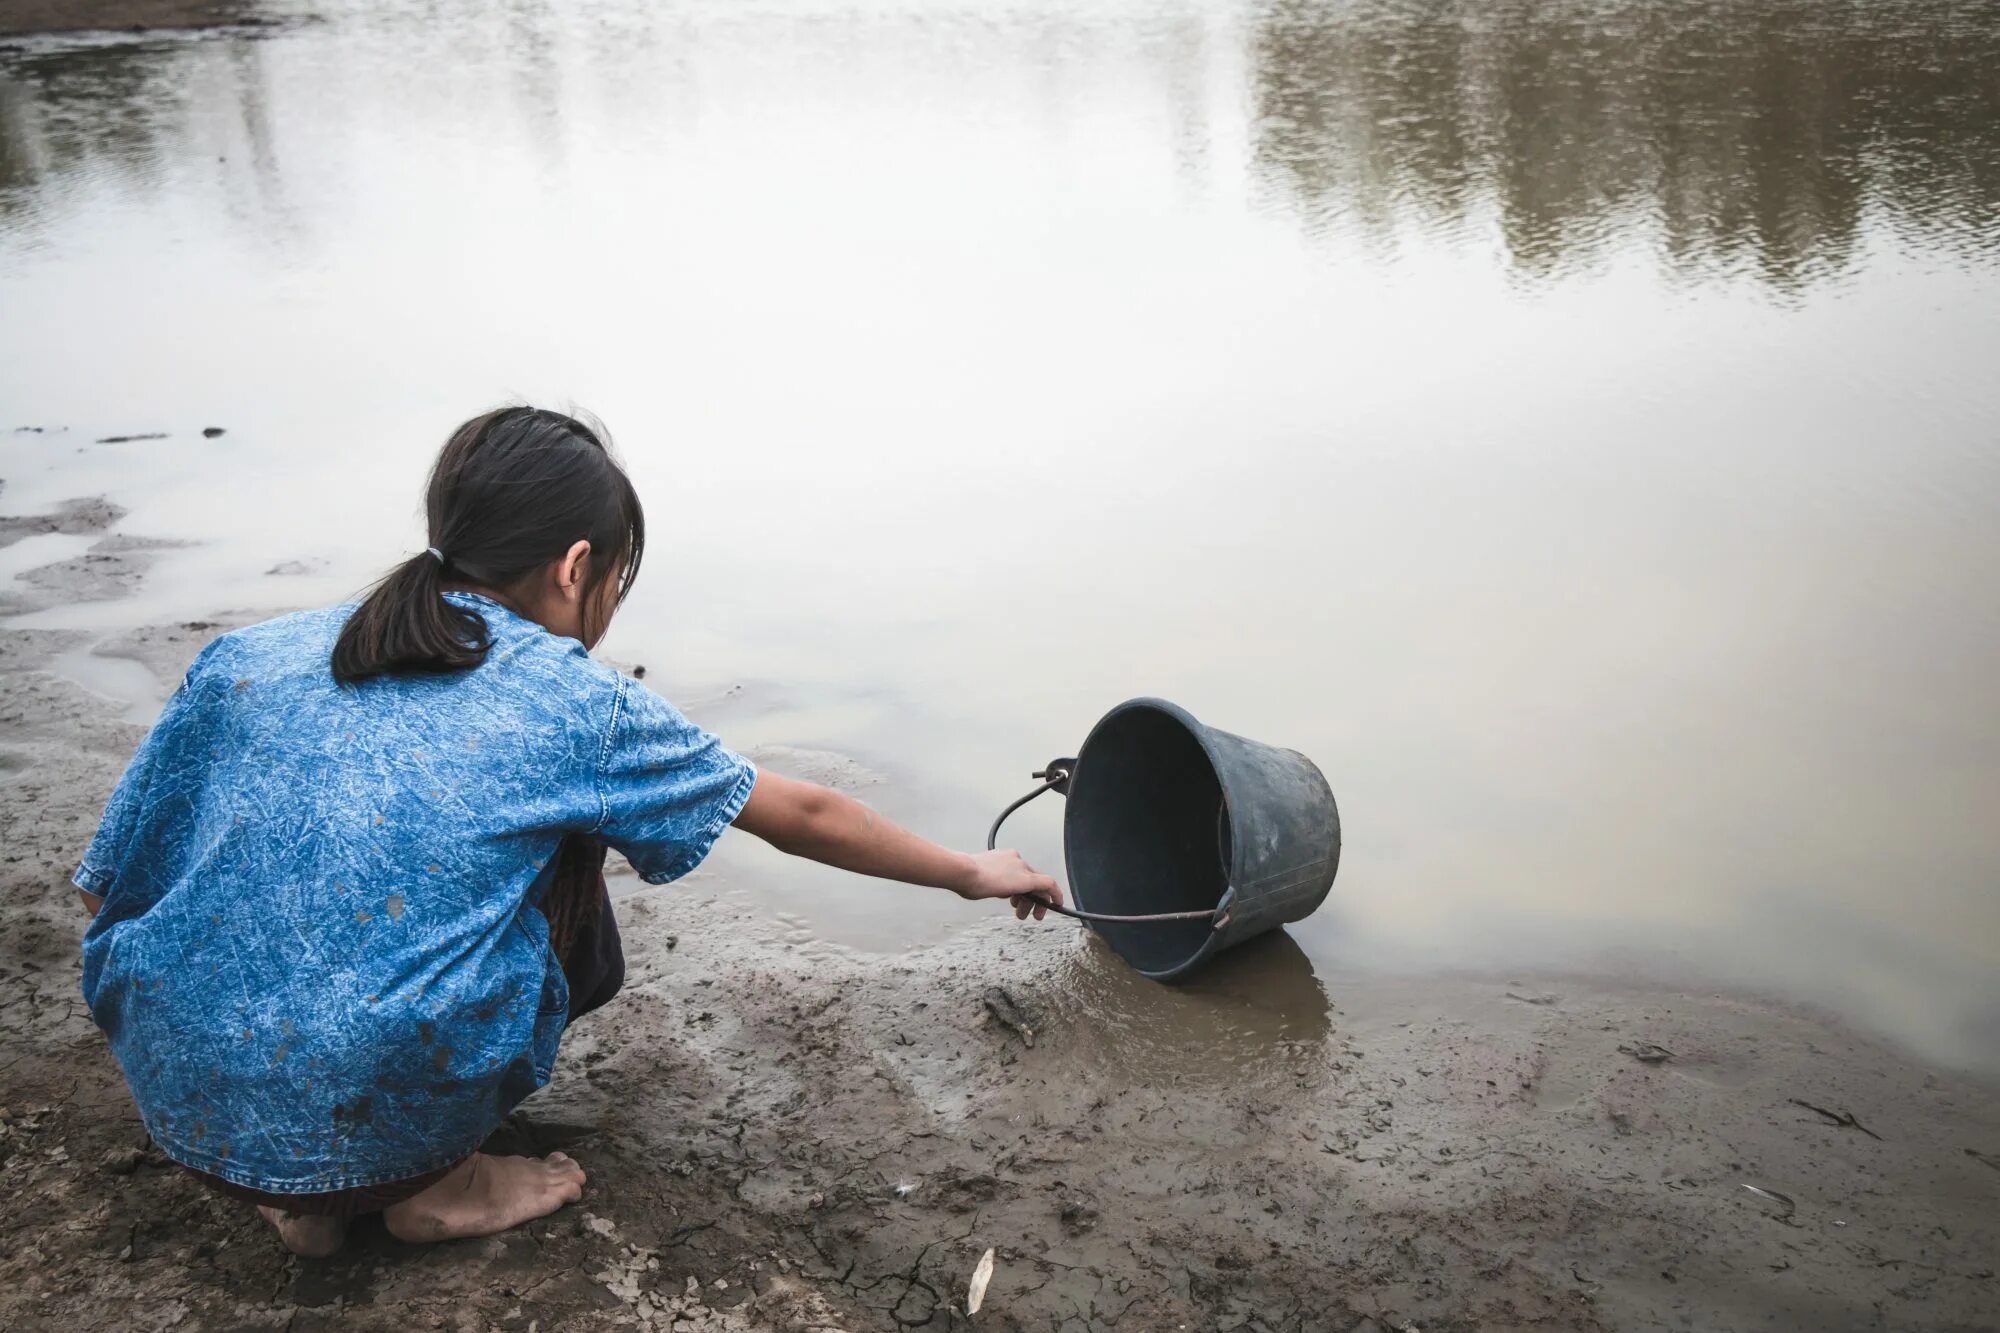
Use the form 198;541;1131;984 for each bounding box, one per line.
425;546;447;566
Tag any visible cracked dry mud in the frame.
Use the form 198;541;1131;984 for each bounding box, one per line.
1;495;1996;1332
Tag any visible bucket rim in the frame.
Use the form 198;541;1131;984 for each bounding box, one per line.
1068;696;1234;982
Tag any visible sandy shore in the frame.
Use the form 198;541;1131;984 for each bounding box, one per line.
0;494;1995;1331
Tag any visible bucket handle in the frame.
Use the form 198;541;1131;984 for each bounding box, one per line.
987;760;1230;928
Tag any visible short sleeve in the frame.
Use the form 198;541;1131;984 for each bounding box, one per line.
593;677;757;884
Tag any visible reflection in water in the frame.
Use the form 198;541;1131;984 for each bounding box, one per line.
6;1;1997;289
1044;929;1332;1087
0;38;296;244
1250;0;2000;288
0;71;28;197
0;44;179;204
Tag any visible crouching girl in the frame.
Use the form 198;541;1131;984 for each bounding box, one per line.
74;406;1060;1256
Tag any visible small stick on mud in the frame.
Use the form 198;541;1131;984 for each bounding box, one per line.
982;988;1037;1048
1740;1183;1797;1219
1961;1147;2000;1173
1618;1041;1674;1064
1789;1098;1884;1141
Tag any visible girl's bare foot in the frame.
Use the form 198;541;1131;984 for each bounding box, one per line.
382;1151;586;1243
256;1206;348;1258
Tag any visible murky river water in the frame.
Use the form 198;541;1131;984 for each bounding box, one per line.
3;0;1997;1072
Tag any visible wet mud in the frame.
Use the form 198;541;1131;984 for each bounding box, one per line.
1;496;1996;1331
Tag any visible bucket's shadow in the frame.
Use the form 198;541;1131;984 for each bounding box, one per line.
1042;928;1333;1087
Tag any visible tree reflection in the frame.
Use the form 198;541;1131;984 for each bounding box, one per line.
1249;0;2000;290
4;0;1996;294
0;45;182;209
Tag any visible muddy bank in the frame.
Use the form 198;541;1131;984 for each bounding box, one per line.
0;0;272;40
0;497;1996;1332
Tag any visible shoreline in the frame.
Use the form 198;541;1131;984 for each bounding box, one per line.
1;495;1996;1330
0;1;274;41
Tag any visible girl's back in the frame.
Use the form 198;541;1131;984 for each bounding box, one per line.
80;591;750;1192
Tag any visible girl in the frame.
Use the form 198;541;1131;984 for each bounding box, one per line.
74;406;1062;1258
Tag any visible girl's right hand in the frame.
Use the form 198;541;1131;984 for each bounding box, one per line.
959;849;1064;921
732;772;1065;917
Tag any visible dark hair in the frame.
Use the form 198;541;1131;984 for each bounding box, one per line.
332;406;645;684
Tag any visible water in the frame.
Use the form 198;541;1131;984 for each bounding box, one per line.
2;0;1997;1072
47;646;167;724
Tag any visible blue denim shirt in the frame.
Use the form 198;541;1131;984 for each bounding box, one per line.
74;593;756;1193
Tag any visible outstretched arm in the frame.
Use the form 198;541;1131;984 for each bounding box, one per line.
731;771;1064;920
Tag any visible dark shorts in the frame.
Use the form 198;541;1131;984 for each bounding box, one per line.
185;873;626;1218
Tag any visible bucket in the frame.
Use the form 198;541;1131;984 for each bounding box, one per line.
988;698;1340;981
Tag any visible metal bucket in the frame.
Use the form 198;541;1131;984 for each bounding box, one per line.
989;698;1341;981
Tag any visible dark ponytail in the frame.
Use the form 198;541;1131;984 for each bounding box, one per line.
332;548;491;681
332;406;645;684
